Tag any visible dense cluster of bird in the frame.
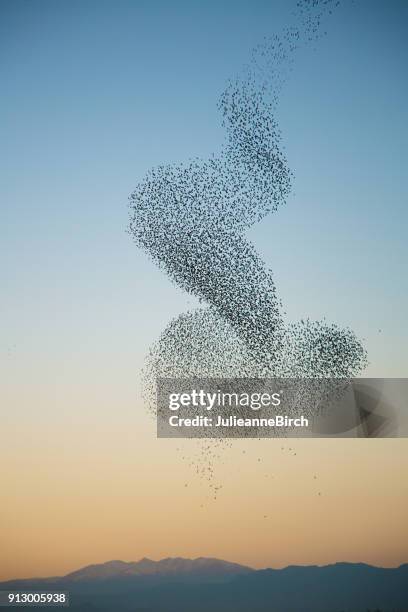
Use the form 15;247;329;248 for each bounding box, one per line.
129;0;366;487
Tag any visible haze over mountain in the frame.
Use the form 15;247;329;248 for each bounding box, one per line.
63;556;253;581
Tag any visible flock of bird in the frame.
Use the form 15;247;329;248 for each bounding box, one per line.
129;0;366;494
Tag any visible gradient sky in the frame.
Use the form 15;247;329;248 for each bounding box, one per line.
1;0;407;581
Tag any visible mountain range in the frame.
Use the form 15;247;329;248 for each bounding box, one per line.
1;557;407;611
63;556;252;581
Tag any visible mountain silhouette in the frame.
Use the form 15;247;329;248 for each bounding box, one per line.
62;556;253;581
1;558;407;611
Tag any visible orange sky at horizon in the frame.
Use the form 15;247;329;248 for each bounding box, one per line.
1;395;408;582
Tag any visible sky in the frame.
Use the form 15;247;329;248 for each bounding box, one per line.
1;0;407;581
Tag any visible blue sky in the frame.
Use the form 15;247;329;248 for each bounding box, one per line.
1;0;407;381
